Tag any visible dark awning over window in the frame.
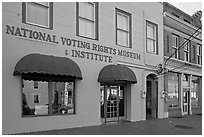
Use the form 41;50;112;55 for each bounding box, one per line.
98;64;137;84
13;53;82;80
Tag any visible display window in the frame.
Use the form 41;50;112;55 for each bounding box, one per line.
22;79;75;116
191;76;200;107
167;73;179;108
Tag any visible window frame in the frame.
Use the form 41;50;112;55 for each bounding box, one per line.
22;2;53;29
146;20;158;54
184;38;190;62
167;72;180;108
76;2;99;40
197;44;202;65
191;76;200;107
116;8;132;48
172;34;179;59
21;77;76;117
34;81;38;89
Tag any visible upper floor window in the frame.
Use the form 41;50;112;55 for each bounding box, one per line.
22;2;53;29
171;12;180;18
184;38;190;62
77;2;98;40
197;44;202;65
116;8;132;48
146;21;158;54
172;34;179;59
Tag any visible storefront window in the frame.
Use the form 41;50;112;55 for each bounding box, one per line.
191;76;199;107
22;79;75;116
167;73;179;108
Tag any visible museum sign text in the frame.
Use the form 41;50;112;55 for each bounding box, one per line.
6;25;141;63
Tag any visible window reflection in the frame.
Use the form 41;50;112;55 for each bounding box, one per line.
167;73;179;108
191;76;199;107
22;80;75;116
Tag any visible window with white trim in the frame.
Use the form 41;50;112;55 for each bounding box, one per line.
184;38;190;62
77;2;98;39
22;2;53;29
172;34;179;59
116;8;131;48
197;44;202;65
146;21;158;54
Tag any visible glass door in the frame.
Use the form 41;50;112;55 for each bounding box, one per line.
183;89;189;115
182;74;190;115
101;85;126;123
105;86;119;122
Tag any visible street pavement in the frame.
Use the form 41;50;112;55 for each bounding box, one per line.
16;114;202;135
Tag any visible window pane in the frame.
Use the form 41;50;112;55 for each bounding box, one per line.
197;45;201;55
79;2;86;18
167;73;179;107
51;82;74;115
117;30;123;45
22;80;48;116
191;77;199;107
27;2;38;24
79;18;94;38
172;35;179;48
122;31;129;47
172;48;178;58
86;3;94;20
147;24;154;39
184;52;189;61
117;13;123;29
79;18;86;36
147;39;155;52
34;81;38;89
117;13;129;31
86;20;95;38
123;15;129;31
79;2;94;20
38;5;49;27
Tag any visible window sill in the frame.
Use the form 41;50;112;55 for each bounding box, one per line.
117;44;131;48
146;51;158;55
22;113;76;118
77;34;98;41
23;22;51;30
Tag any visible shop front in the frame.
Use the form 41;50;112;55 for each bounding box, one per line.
14;53;83;117
165;72;202;117
98;64;137;123
3;2;164;134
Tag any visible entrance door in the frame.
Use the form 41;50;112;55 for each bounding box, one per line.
146;81;152;119
183;90;190;115
106;86;119;122
100;85;125;123
146;74;158;119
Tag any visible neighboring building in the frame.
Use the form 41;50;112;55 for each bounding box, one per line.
163;2;202;118
2;2;164;134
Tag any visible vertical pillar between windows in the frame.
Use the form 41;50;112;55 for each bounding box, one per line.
22;2;26;23
189;75;192;115
180;73;184;116
198;77;202;107
95;2;99;40
49;2;53;30
76;2;79;37
48;80;53;114
104;85;107;123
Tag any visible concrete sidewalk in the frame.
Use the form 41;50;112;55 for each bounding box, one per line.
16;114;202;135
